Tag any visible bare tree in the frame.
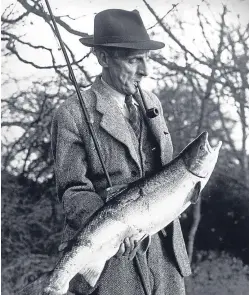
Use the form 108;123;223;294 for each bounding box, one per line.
1;0;95;180
143;0;249;264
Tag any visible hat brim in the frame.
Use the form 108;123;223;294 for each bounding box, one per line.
79;36;165;50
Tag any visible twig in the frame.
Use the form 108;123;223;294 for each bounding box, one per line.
147;3;179;30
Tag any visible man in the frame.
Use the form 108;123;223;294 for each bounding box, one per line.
51;9;191;295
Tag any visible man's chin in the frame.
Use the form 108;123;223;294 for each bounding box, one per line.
120;83;138;96
126;86;137;96
127;91;136;96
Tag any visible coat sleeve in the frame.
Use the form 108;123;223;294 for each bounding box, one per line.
51;104;105;230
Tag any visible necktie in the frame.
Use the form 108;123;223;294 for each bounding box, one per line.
125;95;141;139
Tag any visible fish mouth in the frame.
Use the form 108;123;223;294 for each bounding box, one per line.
204;132;222;153
204;132;211;153
213;140;222;151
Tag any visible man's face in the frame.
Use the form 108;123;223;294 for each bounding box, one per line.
105;49;149;95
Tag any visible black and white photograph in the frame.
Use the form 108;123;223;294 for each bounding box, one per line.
1;0;249;294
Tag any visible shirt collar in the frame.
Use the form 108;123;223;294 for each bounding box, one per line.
101;77;126;108
100;76;139;107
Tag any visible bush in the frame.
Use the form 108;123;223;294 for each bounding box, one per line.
1;171;64;293
186;251;249;295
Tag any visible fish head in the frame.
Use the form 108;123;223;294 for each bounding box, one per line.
181;131;222;178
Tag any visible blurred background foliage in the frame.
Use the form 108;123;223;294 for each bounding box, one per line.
1;0;249;294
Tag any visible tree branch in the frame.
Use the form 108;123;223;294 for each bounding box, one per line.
1;11;30;24
143;0;209;66
17;0;89;38
147;3;179;30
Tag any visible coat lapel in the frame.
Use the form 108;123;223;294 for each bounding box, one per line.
133;91;172;166
92;79;141;171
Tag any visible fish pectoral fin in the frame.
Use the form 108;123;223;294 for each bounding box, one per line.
186;181;201;205
78;259;106;288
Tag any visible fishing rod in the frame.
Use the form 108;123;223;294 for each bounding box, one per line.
44;0;112;188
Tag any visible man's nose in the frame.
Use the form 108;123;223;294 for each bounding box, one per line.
138;59;149;76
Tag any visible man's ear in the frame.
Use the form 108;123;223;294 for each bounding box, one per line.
96;50;109;68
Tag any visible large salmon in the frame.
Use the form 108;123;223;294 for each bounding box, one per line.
19;131;221;295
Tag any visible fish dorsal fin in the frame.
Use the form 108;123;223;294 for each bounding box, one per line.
78;259;106;287
186;181;201;204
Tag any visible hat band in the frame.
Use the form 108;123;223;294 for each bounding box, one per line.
95;35;150;44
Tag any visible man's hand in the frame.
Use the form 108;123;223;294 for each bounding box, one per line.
115;237;139;260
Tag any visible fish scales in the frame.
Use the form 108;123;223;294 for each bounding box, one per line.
18;131;222;295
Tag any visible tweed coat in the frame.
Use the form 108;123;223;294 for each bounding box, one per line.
51;76;191;294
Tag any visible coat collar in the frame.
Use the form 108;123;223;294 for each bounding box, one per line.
92;76;141;170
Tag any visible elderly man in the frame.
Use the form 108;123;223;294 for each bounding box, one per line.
51;9;191;295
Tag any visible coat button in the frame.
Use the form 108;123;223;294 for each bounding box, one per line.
131;171;137;177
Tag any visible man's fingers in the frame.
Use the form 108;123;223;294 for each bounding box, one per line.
120;242;125;254
116;242;125;257
116;237;141;258
134;240;139;249
129;240;139;260
125;238;134;255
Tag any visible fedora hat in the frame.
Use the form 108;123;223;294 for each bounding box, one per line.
79;9;165;50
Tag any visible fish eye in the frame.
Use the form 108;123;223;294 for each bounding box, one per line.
199;145;205;151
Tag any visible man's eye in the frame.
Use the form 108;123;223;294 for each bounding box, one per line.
129;58;137;63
